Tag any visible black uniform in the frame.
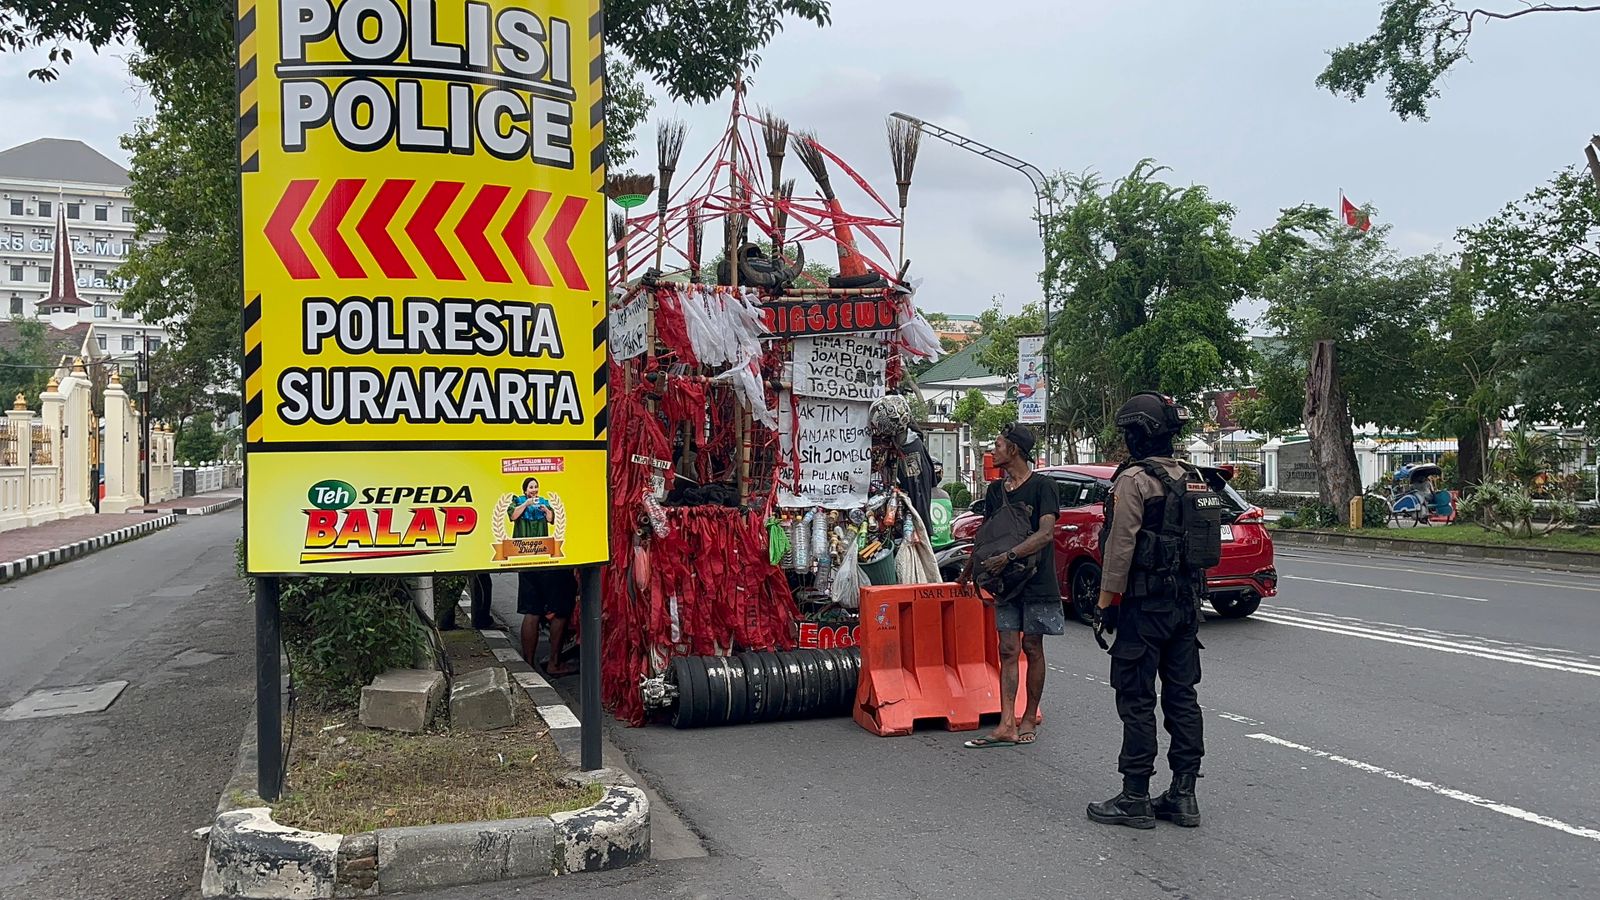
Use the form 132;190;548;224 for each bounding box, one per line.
1098;457;1206;787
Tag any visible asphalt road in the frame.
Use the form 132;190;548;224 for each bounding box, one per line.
0;511;252;900
430;546;1600;900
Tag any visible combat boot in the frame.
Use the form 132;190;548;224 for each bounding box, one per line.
1086;790;1156;829
1152;773;1200;827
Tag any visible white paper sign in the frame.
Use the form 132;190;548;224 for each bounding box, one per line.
609;295;649;361
792;335;889;401
778;396;872;508
1016;334;1047;424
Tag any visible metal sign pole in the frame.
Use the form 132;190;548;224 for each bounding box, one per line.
256;575;283;801
580;566;602;770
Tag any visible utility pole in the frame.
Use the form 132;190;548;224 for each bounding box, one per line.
889;113;1059;462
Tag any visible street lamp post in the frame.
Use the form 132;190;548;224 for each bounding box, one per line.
890;112;1058;462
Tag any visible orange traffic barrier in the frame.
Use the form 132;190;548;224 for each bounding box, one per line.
854;583;1034;736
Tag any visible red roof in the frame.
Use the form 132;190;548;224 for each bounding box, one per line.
43;205;89;309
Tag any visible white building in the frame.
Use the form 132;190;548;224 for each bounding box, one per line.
0;138;168;355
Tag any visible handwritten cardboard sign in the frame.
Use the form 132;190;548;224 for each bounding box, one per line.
792;334;889;401
609;295;649;361
778;397;872;508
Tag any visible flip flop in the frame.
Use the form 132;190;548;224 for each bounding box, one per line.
1017;727;1037;745
963;735;1017;749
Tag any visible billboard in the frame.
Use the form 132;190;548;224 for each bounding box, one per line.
1016;334;1047;424
237;0;608;574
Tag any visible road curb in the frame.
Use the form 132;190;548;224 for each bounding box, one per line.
0;513;177;585
137;495;243;516
202;640;648;897
1273;528;1600;573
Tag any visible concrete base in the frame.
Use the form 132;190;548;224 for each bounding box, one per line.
450;667;514;731
359;669;445;734
99;494;145;514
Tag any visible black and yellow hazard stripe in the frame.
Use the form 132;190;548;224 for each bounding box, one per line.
243;293;264;443
588;3;606;195
236;1;260;174
592;299;608;439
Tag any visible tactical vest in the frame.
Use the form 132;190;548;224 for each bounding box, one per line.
1103;459;1223;607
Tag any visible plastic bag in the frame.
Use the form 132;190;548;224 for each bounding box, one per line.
767;517;790;567
830;528;869;611
895;503;942;584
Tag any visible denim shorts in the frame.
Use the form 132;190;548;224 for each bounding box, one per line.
994;597;1066;636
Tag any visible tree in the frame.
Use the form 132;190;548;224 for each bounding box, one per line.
1039;161;1253;448
1248;205;1453;521
1457;168;1600;432
0;317;53;410
1319;1;1600;120
176;409;224;463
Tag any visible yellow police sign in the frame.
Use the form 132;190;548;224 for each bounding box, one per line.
237;0;607;574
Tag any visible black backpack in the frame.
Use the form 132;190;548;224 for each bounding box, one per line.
973;483;1039;604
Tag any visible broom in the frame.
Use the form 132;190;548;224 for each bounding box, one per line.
687;203;705;284
761;110;789;251
887;116;921;270
610;211;628;291
773;178;796;278
793;130;867;278
654;120;687;271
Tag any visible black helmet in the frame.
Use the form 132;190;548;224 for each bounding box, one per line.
1115;392;1187;439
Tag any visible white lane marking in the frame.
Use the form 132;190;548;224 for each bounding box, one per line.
1254;612;1600;677
1278;553;1600;593
1283;574;1491;603
1270;606;1600;662
1248;733;1600;844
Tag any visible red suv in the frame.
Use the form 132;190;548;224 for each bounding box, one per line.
950;464;1277;623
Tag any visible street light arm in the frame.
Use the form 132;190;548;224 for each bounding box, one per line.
890;112;1048;196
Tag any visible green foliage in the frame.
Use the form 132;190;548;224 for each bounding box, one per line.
1039;161;1252;444
605;58;654;168
1230;464;1261;493
1460;169;1600;432
0;317;54;409
1249;205;1453;432
1491;427;1565;492
1318;1;1600;120
175;410;224;462
281;575;421;705
1459;479;1576;539
944;482;972;509
1359;494;1391;529
605;1;831;103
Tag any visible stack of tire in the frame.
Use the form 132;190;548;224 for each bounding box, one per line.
668;648;860;728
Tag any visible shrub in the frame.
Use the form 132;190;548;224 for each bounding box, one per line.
1459;480;1577;539
944;482;972;509
237;540;423;705
1359;494;1390;529
1230;465;1261;493
1296;502;1339;528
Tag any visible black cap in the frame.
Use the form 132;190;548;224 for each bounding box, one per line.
1001;422;1037;455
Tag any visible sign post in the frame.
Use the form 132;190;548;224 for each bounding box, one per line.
237;0;609;793
1016;334;1047;429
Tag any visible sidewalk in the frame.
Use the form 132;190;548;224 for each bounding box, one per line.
0;512;177;584
136;492;242;516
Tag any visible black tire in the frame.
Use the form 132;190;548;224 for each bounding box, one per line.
725;656;750;725
813;650;841;717
1067;561;1102;626
775;651;806;720
702;656;730;726
757;652;788;722
840;648;861;714
1210;592;1263;619
669;657;695;729
828;272;886;289
738;652;769;722
685;656;712;728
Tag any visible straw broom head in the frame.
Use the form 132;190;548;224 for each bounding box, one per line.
605;172;656;202
772;178;795;237
656;119;687;204
761;108;789;187
791;130;834;200
688;206;705;283
610;211;628;248
887;117;921;210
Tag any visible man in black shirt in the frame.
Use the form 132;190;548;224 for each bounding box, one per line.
960;422;1063;747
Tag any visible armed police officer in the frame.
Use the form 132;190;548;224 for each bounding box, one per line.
1086;392;1222;829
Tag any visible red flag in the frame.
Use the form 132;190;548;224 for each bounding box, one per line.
1341;195;1372;232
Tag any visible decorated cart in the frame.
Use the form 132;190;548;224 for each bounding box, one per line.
600;85;946;726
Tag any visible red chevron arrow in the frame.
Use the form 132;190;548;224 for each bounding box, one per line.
308;178;366;279
355;179;414;279
546;195;589;291
501;189;554;287
405;181;465;280
265;179;318;279
455;184;511;283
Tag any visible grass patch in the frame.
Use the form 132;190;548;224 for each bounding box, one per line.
1279;523;1600;553
271;630;598;834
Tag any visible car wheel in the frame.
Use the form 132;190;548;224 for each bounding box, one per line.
1066;561;1101;626
1210;592;1262;619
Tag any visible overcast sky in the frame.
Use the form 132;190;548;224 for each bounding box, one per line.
2;1;1591;325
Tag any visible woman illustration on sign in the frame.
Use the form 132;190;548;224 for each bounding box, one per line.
507;477;555;539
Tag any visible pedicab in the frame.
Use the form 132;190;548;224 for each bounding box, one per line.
1385;464;1454;526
